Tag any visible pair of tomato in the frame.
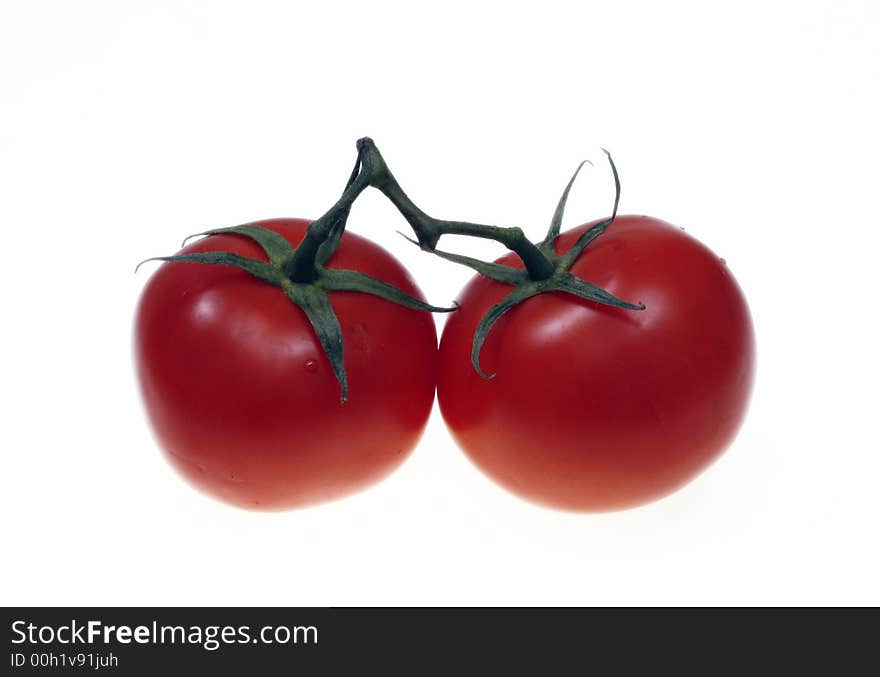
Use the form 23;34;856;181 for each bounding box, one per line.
135;215;754;512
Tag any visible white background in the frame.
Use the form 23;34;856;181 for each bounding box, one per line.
1;0;878;605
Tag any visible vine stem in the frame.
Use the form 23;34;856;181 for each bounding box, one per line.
283;151;373;282
358;138;557;281
285;137;561;283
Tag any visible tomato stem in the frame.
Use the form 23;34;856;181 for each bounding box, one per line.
284;153;373;282
139;137;643;391
355;138;557;281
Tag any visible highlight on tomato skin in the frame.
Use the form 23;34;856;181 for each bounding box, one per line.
134;218;440;511
436;215;756;513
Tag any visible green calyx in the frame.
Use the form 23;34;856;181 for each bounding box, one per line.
359;140;646;379
462;150;644;379
137;150;456;402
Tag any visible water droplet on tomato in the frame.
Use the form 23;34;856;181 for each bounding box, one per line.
720;258;727;265
304;359;318;373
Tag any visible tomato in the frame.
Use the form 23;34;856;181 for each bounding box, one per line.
437;215;755;512
134;218;438;510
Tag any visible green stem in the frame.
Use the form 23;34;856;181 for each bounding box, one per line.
284;154;372;282
357;138;557;281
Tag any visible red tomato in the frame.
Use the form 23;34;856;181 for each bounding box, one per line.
134;218;437;510
437;215;755;512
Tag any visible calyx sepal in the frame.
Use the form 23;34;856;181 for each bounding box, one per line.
138;223;455;402
395;148;644;379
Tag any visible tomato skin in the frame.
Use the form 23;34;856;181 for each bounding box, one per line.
437;215;755;512
134;218;438;510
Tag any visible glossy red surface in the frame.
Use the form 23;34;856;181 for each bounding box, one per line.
438;216;755;511
135;219;438;510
